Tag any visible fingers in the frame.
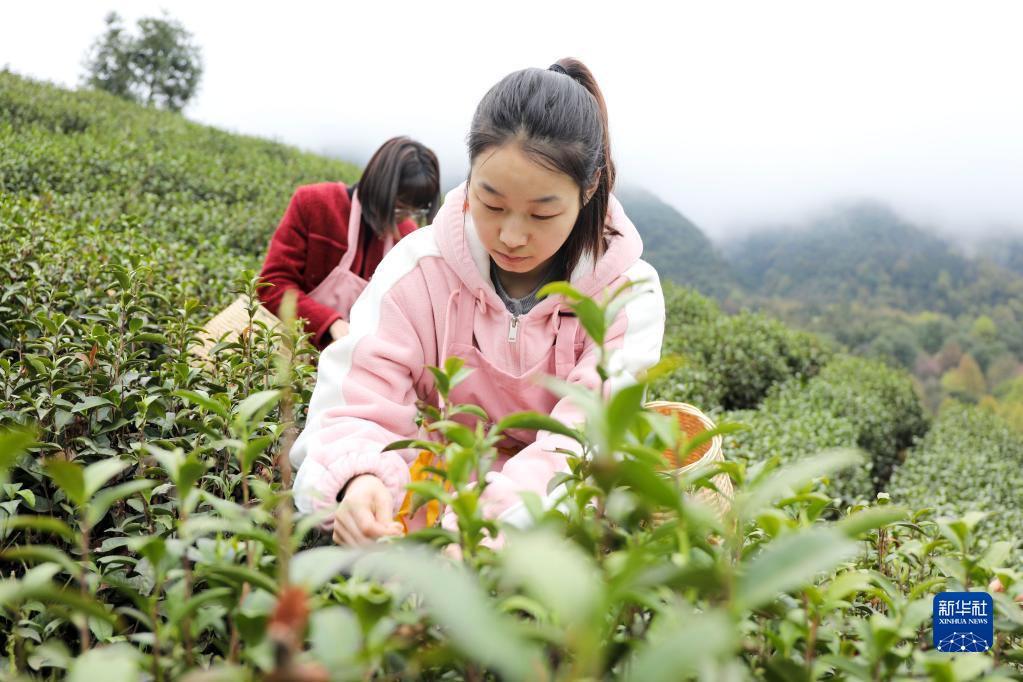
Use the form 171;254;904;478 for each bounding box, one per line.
333;508;367;545
355;506;400;540
331;479;404;546
990;578;1023;603
371;487;405;537
333;505;402;546
371;486;393;524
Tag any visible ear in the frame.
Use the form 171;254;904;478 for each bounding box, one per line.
583;170;601;205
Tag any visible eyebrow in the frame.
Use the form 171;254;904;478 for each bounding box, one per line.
480;181;561;204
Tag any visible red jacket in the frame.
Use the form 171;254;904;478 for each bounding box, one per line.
258;182;418;349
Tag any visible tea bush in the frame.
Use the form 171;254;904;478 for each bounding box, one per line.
890;401;1023;544
652;282;833;412
0;70;356;261
723;356;930;506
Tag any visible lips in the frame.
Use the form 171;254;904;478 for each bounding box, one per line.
497;251;529;263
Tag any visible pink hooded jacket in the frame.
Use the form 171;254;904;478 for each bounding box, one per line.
291;181;665;542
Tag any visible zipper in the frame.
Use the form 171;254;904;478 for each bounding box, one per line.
507;315;520;343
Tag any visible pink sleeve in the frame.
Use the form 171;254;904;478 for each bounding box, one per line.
441;267;665;546
292;274;432;528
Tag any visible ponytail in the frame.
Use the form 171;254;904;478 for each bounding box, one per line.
549;58;617;272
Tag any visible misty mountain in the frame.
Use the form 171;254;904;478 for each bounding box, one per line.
976;235;1023;278
721;200;1023;316
615;185;737;299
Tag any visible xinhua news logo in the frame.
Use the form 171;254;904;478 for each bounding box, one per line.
932;591;993;652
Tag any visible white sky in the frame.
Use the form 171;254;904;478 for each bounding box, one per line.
3;1;1022;243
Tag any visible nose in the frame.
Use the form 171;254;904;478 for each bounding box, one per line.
499;219;529;250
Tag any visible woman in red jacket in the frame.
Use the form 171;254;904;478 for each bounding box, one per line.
258;136;441;349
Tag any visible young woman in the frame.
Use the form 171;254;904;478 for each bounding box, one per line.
258;136;441;350
291;59;665;549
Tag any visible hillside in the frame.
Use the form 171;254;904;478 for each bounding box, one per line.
978;234;1023;277
719;201;1023;422
615;185;737;299
721;199;1023;316
2;71;1023;679
0;69;359;310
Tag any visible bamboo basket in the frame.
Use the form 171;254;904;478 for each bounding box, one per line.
191;295;285;364
644;401;733;524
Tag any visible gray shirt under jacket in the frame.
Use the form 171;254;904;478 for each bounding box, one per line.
490;258;564;316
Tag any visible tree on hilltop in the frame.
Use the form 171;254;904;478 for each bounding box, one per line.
82;11;203;113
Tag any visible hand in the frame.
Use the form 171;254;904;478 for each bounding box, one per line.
332;474;404;546
989;577;1023;604
329;319;350;341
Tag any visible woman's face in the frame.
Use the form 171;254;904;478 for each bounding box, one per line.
467;143;582;276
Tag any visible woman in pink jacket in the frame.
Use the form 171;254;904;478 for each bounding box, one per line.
291;58;665;549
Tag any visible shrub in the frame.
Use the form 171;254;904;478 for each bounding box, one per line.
890;401;1023;544
653;282;834;412
724;356;929;506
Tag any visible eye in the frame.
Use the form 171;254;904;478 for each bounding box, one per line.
483;203;503;213
532;214;559;221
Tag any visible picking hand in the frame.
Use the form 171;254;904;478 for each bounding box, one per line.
332;474;404;546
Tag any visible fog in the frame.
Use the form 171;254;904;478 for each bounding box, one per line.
3;0;1022;243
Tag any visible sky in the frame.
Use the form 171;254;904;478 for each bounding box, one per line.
3;1;1023;244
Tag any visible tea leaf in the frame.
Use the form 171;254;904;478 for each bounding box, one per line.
623;609;736;682
735;528;858;611
234;389;281;425
83;457;129;499
69;644;140;682
44;460;86;507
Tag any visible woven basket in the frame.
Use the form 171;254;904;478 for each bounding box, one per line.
644;401;733;524
191;295;284;363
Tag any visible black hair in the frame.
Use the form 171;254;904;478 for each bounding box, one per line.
467;58;617;275
358;136;441;238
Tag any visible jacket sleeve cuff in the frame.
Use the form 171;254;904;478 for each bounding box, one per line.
294;449;411;530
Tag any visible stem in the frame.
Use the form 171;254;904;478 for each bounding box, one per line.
180;506;195;668
229;485;257;664
803;593;818;670
135;459;156;534
151;594;164;682
877;528;887;577
276;391;296;586
228;616;241;664
962;549;971;592
181;558;195;667
79;521;92;652
233;526;258;665
140;494;156;535
7;606;24;673
112;294;126;403
242;302;255;395
278;400;294;494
